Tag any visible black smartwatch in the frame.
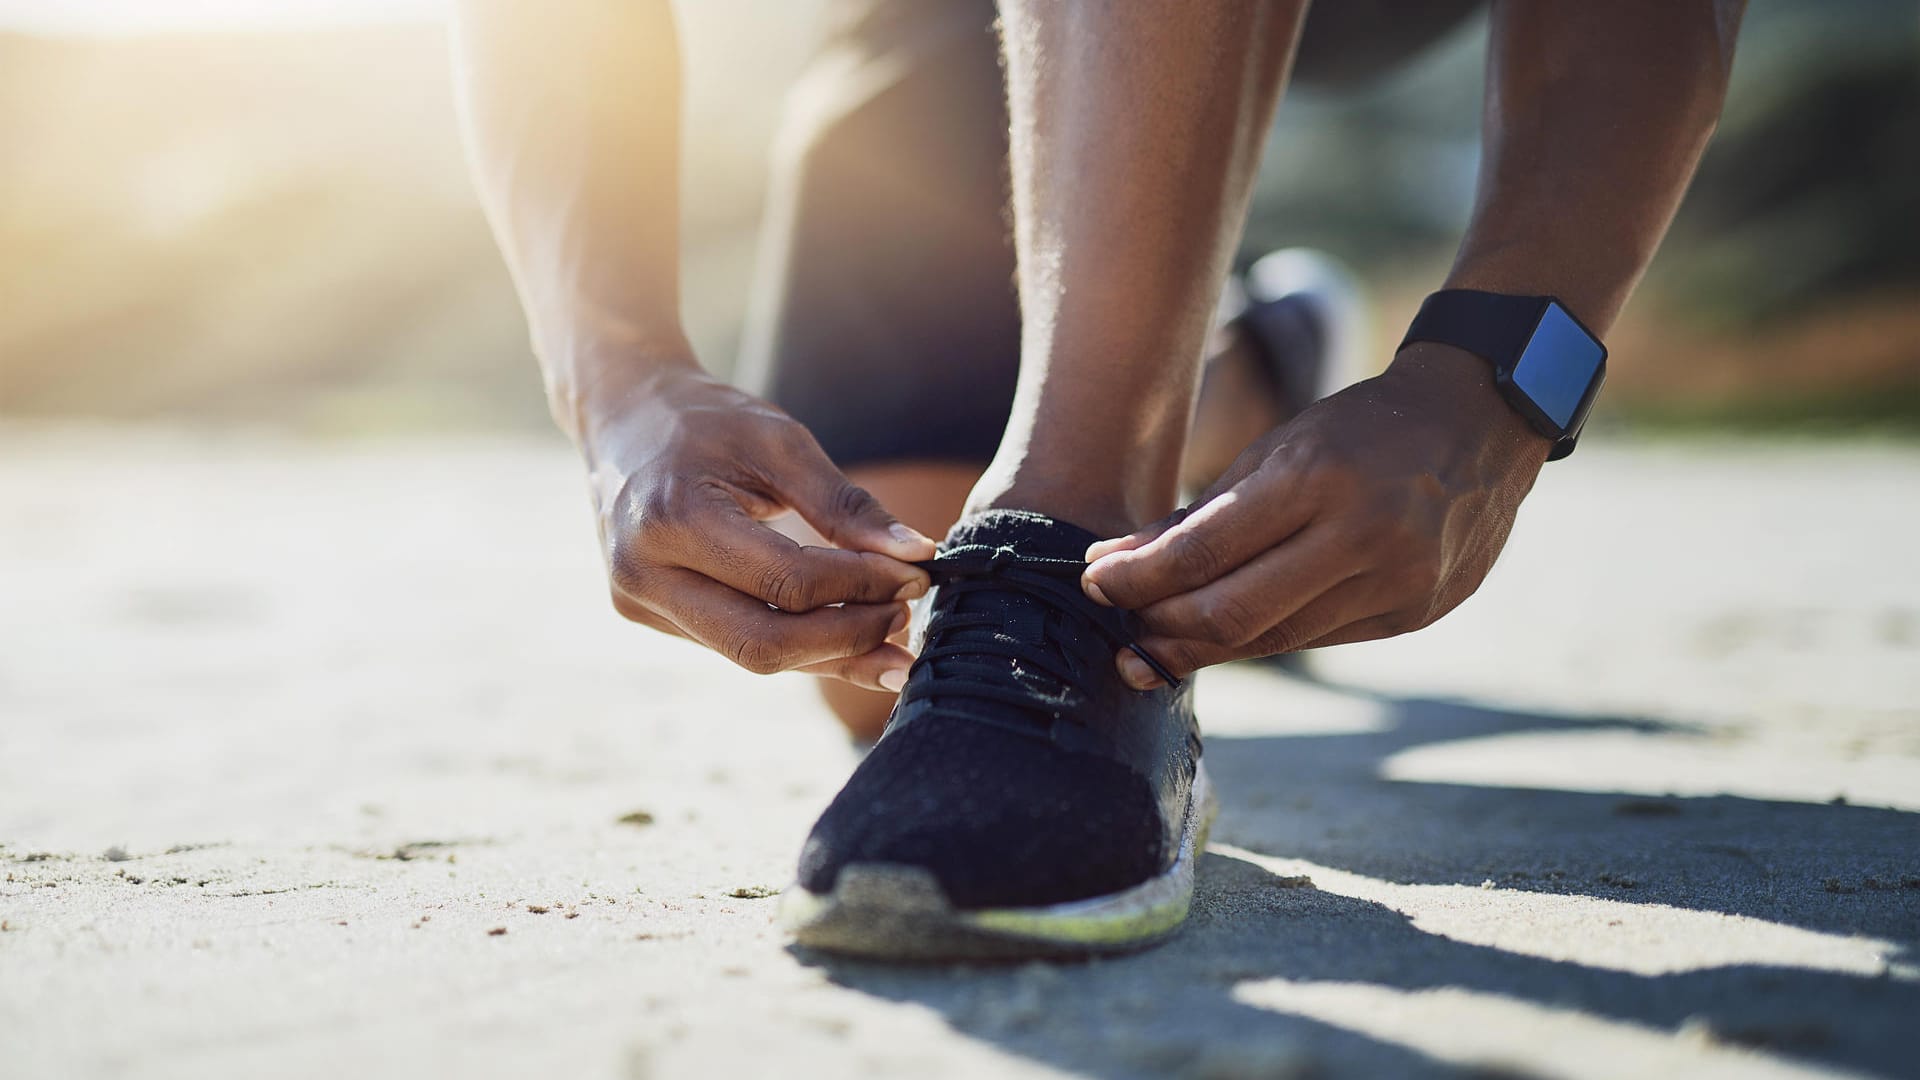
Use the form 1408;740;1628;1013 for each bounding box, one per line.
1399;290;1607;461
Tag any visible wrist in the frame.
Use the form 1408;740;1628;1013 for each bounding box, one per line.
555;340;702;451
1383;341;1554;471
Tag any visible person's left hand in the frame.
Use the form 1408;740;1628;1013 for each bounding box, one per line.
1080;343;1554;688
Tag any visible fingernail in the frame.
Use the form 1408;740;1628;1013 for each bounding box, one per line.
878;667;907;693
893;578;927;602
890;523;932;549
1116;652;1163;691
888;607;910;638
1085;540;1122;562
1083;578;1111;607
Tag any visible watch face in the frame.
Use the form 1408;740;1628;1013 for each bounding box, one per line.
1511;301;1606;432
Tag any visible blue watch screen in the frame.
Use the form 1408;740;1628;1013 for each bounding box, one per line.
1512;302;1604;430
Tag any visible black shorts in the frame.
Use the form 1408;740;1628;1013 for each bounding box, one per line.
736;0;1481;469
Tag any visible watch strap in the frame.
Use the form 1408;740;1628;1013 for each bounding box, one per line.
1400;289;1589;461
1399;289;1550;365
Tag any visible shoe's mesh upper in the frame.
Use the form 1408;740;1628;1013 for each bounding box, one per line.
796;510;1173;910
796;713;1166;909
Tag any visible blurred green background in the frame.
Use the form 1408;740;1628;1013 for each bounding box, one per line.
0;0;1914;438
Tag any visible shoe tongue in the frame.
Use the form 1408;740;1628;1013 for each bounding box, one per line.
938;509;1103;563
925;511;1107;710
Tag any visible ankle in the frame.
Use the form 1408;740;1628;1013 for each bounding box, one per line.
963;477;1168;542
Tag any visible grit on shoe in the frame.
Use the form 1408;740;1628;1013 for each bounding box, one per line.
451;0;1745;958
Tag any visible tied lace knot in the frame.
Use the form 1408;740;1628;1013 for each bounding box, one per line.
921;542;1082;581
909;544;1180;724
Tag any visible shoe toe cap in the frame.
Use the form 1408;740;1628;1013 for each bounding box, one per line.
797;720;1170;910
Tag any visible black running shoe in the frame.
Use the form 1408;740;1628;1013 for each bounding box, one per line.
781;509;1214;960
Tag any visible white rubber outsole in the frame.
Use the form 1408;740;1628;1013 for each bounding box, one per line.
781;763;1217;961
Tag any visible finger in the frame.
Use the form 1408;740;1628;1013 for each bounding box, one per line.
775;431;938;562
885;606;915;648
1131;524;1361;648
1294;608;1420;651
667;492;929;611
654;567;910;674
1117;579;1385;689
1084;466;1315;610
797;642;916;694
610;588;686;638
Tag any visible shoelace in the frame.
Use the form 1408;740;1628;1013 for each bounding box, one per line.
907;544;1180;723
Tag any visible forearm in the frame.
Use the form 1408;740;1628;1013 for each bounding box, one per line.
1443;0;1745;334
450;0;692;444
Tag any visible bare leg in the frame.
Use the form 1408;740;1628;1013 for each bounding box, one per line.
968;4;1310;539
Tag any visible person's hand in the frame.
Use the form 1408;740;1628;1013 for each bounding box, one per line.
1081;343;1553;688
582;364;936;690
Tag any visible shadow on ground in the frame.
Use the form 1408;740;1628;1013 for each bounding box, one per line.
800;668;1920;1079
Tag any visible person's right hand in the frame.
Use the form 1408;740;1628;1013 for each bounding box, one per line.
581;365;936;691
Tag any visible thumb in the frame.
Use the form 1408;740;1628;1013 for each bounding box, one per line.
780;438;937;561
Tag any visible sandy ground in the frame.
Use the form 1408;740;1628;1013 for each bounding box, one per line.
1;426;1916;1079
